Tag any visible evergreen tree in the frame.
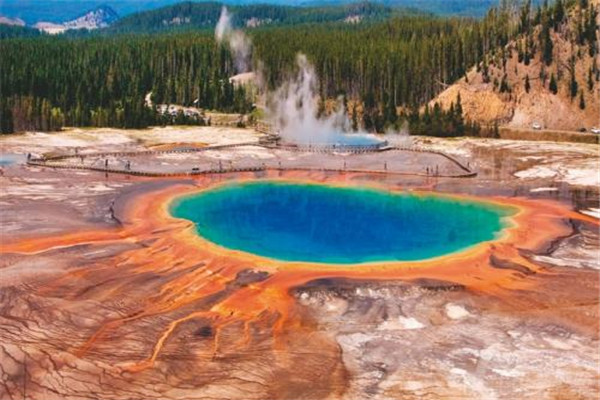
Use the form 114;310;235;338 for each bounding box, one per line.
0;99;14;134
539;20;553;66
493;121;500;138
570;75;579;99
454;93;465;135
519;0;532;34
549;73;558;94
499;74;510;93
351;103;359;132
553;0;565;29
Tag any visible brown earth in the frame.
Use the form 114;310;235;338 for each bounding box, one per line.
431;1;600;131
1;128;599;400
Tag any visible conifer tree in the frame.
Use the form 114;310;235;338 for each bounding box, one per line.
579;91;585;109
570;75;579;99
549;73;558;94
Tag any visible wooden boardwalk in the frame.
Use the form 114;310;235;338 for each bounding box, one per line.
28;127;476;178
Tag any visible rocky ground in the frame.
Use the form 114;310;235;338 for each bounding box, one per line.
0;127;598;400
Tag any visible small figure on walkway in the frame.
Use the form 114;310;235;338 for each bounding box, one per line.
126;160;131;170
278;161;282;169
80;156;84;164
105;159;109;169
426;166;429;175
435;165;439;176
384;161;387;171
75;147;79;155
218;160;222;171
27;153;31;161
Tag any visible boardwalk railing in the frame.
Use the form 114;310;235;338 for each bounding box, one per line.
27;126;476;178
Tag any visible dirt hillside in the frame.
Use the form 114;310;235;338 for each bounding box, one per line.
431;0;600;131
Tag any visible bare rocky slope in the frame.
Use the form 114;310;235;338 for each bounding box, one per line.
34;5;118;34
431;0;599;131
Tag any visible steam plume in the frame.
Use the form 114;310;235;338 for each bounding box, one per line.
215;7;252;73
214;12;395;146
269;54;369;145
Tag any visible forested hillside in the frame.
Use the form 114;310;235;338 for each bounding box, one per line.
0;24;43;39
106;1;398;34
2;1;594;135
0;13;488;134
0;34;251;132
431;0;599;131
0;0;517;25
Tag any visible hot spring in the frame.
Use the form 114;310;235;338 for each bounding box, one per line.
171;182;515;264
0;154;25;166
279;132;388;151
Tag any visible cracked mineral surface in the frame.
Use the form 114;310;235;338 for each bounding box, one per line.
1;128;598;400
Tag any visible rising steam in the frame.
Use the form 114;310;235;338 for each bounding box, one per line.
268;54;377;145
215;7;252;73
214;10;401;146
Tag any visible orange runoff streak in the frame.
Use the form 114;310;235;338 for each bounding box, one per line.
3;171;597;371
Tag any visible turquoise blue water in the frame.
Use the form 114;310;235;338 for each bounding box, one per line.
0;154;24;166
171;181;514;264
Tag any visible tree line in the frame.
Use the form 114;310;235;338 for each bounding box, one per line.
104;1;398;35
1;0;595;135
1;33;253;133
